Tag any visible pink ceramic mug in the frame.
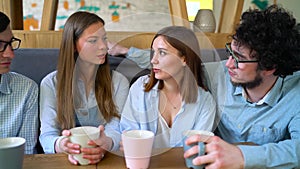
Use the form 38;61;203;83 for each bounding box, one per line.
122;130;154;169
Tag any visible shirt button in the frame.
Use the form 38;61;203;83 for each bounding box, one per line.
81;112;88;116
238;124;242;129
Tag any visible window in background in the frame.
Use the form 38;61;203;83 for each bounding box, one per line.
23;0;44;30
23;0;173;32
186;0;213;21
56;0;172;32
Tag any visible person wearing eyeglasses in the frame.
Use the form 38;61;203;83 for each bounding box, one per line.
0;11;39;154
184;5;300;169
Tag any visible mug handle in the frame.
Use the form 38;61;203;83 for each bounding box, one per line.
198;142;206;156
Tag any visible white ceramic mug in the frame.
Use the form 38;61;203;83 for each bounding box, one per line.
59;126;100;165
182;130;214;169
0;137;26;169
122;130;154;169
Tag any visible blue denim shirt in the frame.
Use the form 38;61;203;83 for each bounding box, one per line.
205;61;300;169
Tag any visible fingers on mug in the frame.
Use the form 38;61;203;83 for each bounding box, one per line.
57;136;70;154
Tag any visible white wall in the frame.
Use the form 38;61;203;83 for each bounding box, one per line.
212;0;300;32
243;0;300;22
276;0;300;21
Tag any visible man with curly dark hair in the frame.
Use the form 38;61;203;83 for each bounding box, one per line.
184;5;300;169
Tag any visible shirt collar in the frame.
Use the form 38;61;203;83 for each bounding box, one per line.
152;81;160;92
150;80;190;109
241;88;269;105
233;77;283;107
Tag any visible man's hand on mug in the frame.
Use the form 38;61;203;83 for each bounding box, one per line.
183;134;244;169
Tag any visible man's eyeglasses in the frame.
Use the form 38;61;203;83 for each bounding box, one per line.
225;43;258;68
0;37;21;52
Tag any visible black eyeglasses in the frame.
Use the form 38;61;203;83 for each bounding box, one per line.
0;37;21;52
225;43;258;68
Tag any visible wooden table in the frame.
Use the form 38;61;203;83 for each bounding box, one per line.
23;147;187;169
23;153;95;169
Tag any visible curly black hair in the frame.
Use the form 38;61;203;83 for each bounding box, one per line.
233;5;300;77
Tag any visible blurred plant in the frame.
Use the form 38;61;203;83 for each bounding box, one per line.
251;0;269;10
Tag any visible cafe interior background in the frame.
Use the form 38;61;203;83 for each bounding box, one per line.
22;0;300;32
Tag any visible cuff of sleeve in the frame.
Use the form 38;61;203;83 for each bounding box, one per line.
105;130;121;151
126;47;136;57
238;145;266;169
126;47;151;69
39;135;60;154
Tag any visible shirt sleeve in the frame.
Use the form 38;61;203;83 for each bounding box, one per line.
239;113;300;169
39;72;61;154
106;71;129;151
193;90;217;132
104;117;121;151
126;47;151;69
119;84;143;132
112;70;129;114
19;81;39;154
111;76;149;150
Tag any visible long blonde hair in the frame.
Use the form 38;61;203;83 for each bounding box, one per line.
56;11;119;130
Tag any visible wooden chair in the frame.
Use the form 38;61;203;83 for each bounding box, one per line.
0;0;23;30
217;0;244;33
40;0;58;30
168;0;190;28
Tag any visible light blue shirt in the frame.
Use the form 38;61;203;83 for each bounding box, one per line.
0;72;39;154
114;75;216;150
205;61;300;169
39;70;129;153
